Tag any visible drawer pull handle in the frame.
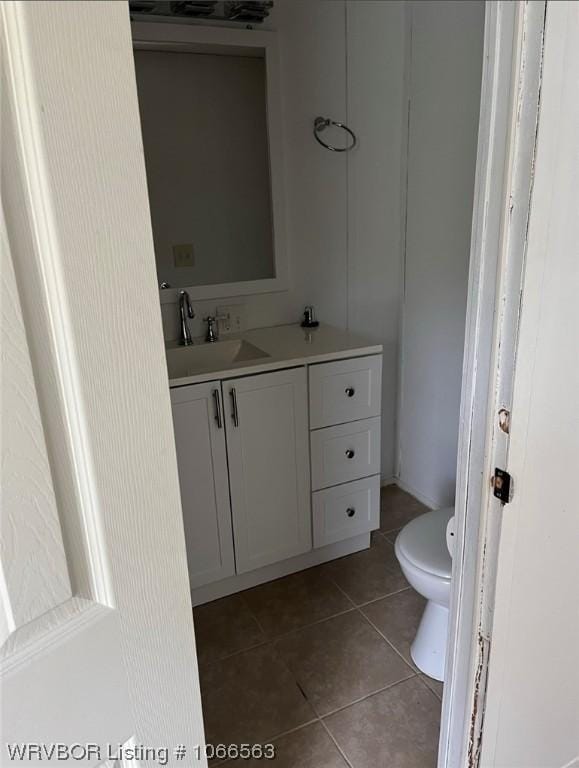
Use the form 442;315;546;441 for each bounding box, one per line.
212;388;223;429
230;387;239;427
346;507;356;518
345;387;355;398
345;449;355;459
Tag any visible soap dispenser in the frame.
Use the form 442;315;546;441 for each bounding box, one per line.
301;305;319;328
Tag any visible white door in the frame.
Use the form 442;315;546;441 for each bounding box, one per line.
171;382;235;589
1;2;205;764
479;3;579;766
224;368;311;573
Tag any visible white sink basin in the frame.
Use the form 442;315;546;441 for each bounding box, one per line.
166;339;270;379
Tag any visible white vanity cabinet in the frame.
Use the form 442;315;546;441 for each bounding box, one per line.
170;382;235;589
168;325;383;604
223;367;311;573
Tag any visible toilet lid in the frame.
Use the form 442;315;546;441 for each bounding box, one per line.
396;507;454;579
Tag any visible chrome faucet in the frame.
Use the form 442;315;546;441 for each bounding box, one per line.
204;315;219;343
178;290;195;346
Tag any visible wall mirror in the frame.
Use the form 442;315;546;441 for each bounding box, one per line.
132;23;288;302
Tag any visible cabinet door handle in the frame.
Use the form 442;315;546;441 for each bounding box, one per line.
345;386;355;398
346;507;356;518
345;449;355;459
230;387;239;427
212;388;223;429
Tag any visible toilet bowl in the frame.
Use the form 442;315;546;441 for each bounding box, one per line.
394;507;454;682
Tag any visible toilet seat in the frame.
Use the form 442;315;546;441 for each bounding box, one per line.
395;507;453;579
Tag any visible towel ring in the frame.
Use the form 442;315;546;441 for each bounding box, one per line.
313;116;357;152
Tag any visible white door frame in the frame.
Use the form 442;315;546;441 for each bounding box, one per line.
440;2;546;765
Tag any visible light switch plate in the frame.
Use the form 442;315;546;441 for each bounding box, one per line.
217;304;245;335
173;243;195;268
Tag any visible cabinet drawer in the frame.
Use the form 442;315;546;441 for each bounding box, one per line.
310;417;381;491
313;475;380;548
309;355;382;429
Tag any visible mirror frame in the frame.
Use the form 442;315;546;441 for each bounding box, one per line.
131;21;289;303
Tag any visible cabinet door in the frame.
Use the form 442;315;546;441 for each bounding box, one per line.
224;368;312;573
171;382;235;588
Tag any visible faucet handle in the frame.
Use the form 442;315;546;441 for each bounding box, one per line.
203;315;219;343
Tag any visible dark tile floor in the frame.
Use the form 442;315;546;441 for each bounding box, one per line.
193;485;444;767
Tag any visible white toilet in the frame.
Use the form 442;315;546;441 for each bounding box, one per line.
394;507;454;682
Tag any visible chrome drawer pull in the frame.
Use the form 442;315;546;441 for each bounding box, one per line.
230;387;239;427
346;507;356;518
345;387;355;398
212;388;223;429
345;449;355;459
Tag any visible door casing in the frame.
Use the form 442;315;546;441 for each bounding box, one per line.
440;2;547;765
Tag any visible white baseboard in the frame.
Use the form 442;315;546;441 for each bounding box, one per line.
191;532;371;606
381;474;453;512
391;477;445;510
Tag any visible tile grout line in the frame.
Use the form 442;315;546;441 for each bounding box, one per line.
258;716;321;746
355;585;411;609
327;582;421;655
319;673;417;721
357;608;418;676
322;557;411;610
199;605;359;669
318;717;354;768
264;605;358;639
318;568;422;688
323;573;358;609
267;639;330;759
416;673;444;701
239;592;268;636
199;637;270;670
213;717;321;767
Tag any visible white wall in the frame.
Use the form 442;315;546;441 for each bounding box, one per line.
346;1;406;483
154;1;485;490
397;1;485;507
158;0;408;481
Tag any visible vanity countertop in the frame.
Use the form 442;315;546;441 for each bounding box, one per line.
167;322;382;387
